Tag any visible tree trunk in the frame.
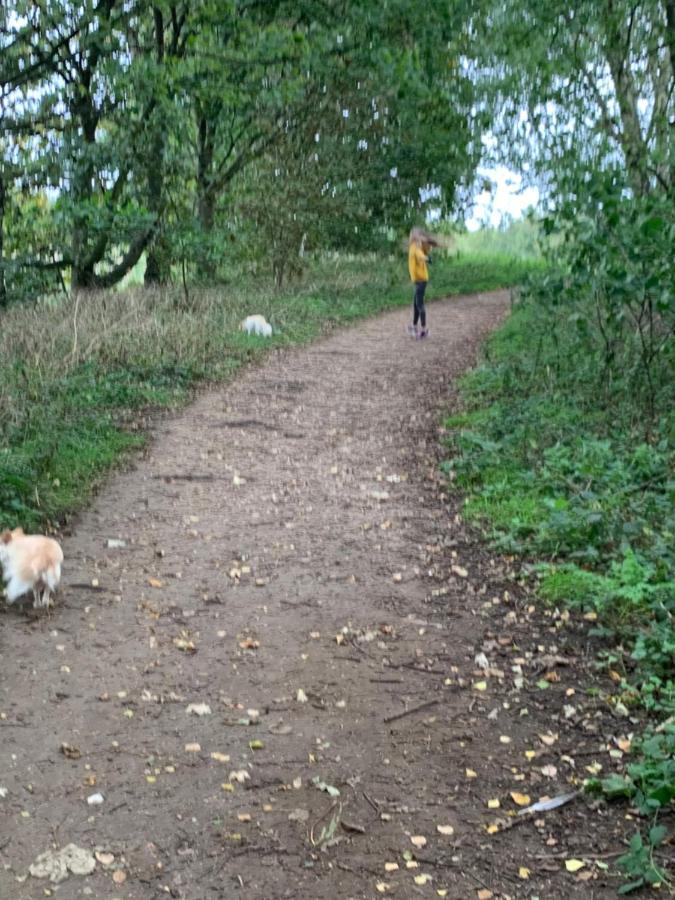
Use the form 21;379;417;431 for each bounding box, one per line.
196;113;217;279
145;7;170;286
0;174;7;307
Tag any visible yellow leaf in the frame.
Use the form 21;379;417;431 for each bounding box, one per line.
466;768;478;778
437;892;448;898
473;681;487;692
384;863;399;872
184;742;201;753
237;813;251;822
414;874;432;885
145;775;156;784
518;867;531;879
510;792;531;807
436;824;454;836
477;890;493;900
486;823;500;834
375;883;390;893
524;750;536;760
210;752;230;763
410;835;427;848
499;735;512;744
487;798;500;809
147;578;163;588
221;783;234;792
565;859;586;873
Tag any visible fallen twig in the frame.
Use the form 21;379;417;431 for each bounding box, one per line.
384;699;440;724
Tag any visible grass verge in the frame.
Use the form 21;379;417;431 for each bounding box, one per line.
442;295;674;893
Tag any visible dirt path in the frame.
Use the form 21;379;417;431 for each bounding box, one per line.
1;292;628;899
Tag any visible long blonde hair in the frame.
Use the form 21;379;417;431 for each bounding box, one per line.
408;227;425;247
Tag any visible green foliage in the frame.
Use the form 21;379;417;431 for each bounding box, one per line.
1;0;484;297
616;826;670;894
442;192;673;886
588;725;674;893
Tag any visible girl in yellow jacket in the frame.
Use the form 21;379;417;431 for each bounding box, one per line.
407;228;432;338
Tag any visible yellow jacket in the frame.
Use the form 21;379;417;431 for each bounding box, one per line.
408;243;428;282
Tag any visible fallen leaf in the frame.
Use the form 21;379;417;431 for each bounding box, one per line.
186;703;211;716
477;890;493;900
249;739;264;750
487;798;500;809
518;866;531;879
473;681;487;692
238;638;259;650
410;835;427;848
229;770;250;783
384;862;399;872
147;578;163;589
95;852;114;866
541;765;558;778
465;768;478;778
414;874;432;885
565;859;586;873
510;792;531;807
59;743;81;760
436;825;454;836
210;752;230;763
184;742;201;753
296;688;308;703
112;869;127;884
451;565;468;577
237;813;251;822
538;733;558;746
173;637;196;653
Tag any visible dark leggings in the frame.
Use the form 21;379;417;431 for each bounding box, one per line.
413;281;427;327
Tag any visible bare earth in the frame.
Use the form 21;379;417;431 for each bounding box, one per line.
1;291;632;899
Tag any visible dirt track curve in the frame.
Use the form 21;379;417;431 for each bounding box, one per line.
1;291;627;899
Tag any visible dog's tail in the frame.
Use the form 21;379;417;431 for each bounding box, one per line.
42;561;61;593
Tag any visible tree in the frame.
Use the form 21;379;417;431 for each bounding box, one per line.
471;0;674;198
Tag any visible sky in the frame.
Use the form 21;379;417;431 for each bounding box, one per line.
464;165;540;231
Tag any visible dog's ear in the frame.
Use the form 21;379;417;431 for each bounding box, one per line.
11;527;25;538
1;530;12;544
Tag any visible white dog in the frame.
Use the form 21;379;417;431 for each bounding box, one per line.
0;527;63;609
240;315;273;337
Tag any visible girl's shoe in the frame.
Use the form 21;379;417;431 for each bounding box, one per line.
407;324;418;338
418;328;428;339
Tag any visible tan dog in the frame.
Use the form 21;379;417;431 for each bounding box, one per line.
0;527;63;609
